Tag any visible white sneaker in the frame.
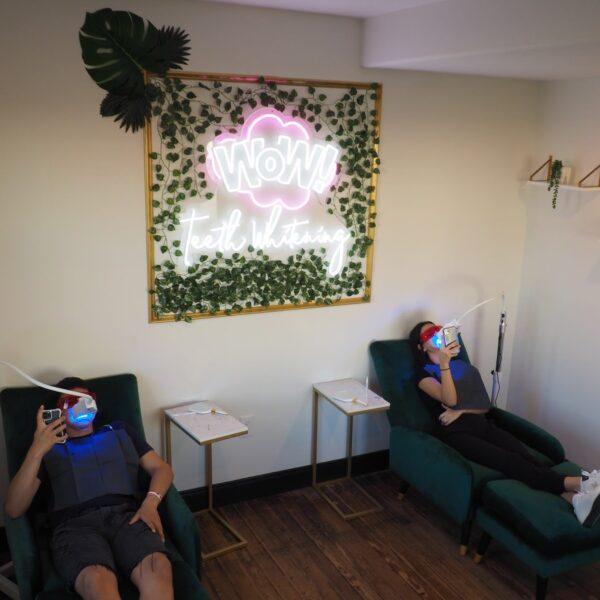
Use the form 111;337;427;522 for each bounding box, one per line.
581;469;600;493
573;486;600;528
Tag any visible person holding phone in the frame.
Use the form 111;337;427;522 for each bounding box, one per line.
409;321;600;528
4;377;175;600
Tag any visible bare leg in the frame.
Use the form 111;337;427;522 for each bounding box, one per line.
74;565;120;600
564;476;582;493
131;552;173;600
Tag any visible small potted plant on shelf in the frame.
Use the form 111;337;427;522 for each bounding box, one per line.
548;159;563;209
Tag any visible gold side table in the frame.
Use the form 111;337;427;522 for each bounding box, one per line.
164;401;248;560
311;379;390;520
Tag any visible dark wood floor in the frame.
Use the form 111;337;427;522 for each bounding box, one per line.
198;471;600;600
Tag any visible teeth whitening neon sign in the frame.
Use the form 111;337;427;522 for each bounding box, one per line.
178;108;352;277
181;205;351;276
206;109;340;210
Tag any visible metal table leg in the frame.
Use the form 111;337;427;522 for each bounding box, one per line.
195;443;247;560
311;391;382;520
164;415;247;560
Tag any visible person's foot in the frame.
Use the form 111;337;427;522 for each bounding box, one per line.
573;486;600;527
581;469;600;493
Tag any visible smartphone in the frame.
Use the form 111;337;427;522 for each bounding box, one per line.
42;408;67;443
442;326;459;347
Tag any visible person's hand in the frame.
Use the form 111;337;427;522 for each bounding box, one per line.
439;408;463;426
437;341;461;367
30;405;66;459
129;496;165;541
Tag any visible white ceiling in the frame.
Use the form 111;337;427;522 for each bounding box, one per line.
208;0;600;80
206;0;443;18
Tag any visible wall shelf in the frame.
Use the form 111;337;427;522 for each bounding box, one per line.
525;181;600;192
528;155;600;192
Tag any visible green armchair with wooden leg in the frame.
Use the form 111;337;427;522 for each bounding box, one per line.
1;373;210;600
370;338;600;599
369;339;565;555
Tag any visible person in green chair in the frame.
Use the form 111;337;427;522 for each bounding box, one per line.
4;377;175;600
409;321;600;528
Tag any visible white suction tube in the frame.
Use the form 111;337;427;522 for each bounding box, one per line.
0;360;94;402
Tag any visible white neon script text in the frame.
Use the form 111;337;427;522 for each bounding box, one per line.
181;206;351;276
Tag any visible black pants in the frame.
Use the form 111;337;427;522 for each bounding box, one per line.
438;414;565;495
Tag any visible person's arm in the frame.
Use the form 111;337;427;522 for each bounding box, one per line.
439;407;488;426
129;450;174;541
4;406;66;518
417;342;461;407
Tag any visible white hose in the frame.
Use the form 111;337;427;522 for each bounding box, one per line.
454;295;500;326
0;360;93;401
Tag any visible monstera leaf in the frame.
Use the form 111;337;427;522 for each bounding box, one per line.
79;8;158;96
79;8;191;132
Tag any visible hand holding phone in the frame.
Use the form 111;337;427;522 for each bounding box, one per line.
442;326;459;347
31;406;67;457
43;408;67;442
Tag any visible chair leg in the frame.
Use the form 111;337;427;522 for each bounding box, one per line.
536;576;548;600
397;480;410;500
473;531;492;564
459;518;473;556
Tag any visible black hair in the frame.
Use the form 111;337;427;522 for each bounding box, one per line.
49;377;93;407
408;320;435;369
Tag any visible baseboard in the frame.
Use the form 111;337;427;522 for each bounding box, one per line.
0;450;389;556
180;449;389;512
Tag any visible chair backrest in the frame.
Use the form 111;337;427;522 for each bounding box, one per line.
369;337;470;432
0;373;144;480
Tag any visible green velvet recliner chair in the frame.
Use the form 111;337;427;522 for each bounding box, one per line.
1;373;210;600
370;339;600;599
368;338;565;554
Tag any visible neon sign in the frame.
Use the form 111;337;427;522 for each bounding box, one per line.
181;206;351;276
206;109;340;211
145;73;381;321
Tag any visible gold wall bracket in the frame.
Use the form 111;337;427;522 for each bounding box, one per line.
578;162;600;188
529;155;553;182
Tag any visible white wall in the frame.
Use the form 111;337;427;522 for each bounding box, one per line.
0;0;539;520
508;77;600;470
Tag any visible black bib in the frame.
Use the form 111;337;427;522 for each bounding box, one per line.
42;427;140;512
425;360;491;411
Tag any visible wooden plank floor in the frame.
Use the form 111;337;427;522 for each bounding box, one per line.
197;471;600;600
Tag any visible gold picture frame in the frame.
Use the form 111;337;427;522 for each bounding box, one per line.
144;71;382;323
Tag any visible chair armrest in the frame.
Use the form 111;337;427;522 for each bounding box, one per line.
159;485;202;578
3;512;40;600
389;425;474;524
489;407;565;464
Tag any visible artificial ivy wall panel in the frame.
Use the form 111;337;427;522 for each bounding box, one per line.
144;72;381;322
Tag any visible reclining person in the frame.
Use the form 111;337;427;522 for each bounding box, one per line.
4;377;175;600
409;321;600;528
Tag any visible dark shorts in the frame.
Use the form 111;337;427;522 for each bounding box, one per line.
50;502;169;588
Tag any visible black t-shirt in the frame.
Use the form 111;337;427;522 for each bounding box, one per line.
415;359;491;417
37;421;153;527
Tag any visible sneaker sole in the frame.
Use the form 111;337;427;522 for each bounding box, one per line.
583;493;600;528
